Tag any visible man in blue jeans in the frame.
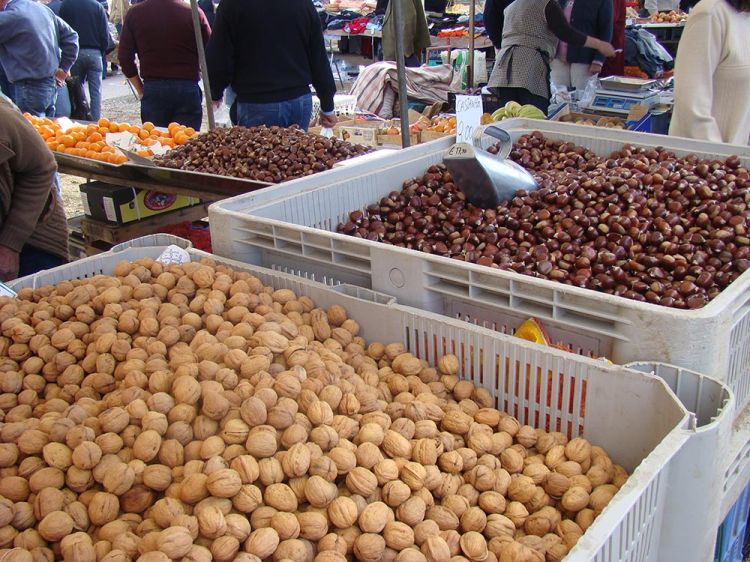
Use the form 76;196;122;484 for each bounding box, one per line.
0;0;78;116
118;0;210;130
60;0;109;120
206;0;337;130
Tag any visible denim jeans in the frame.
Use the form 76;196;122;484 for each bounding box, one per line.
18;245;66;278
72;48;103;121
13;77;57;117
236;93;313;131
0;65;13;101
141;79;202;130
54;84;71;118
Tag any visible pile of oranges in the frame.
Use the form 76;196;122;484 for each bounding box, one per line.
25;115;199;165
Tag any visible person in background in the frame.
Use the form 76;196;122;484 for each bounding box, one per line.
0;0;78;116
550;0;613;92
644;0;679;14
487;0;615;112
207;0;336;130
198;0;214;28
59;0;108;120
484;0;514;50
0;95;68;281
382;0;431;66
42;0;61;13
600;0;625;76
669;0;750;144
118;0;210;129
108;0;127;32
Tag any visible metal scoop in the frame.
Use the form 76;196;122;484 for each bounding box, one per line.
443;124;538;209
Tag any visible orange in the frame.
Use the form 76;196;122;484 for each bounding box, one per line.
184;127;196;137
75;141;90;150
108;123;120;133
137;129;150;140
87;132;103;143
142;122;155;132
85;150;98;160
55;143;67;152
59;135;75;148
98;127;109;135
173;133;188;145
97;118;110;128
127;125;140;135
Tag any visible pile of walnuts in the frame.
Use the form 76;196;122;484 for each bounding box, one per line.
0;256;627;562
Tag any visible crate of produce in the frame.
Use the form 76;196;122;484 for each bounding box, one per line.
6;235;734;562
311;94;358;124
209;119;750;414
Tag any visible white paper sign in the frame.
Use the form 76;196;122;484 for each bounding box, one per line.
156;245;191;265
149;142;171;156
455;95;484;143
105;131;137;151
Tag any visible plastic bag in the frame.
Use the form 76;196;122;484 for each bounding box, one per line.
214;102;232;128
577;75;601;107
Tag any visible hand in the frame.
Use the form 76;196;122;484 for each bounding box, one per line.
54;68;68;87
589;62;603;75
596;40;617;58
319;113;337;128
0;245;19;282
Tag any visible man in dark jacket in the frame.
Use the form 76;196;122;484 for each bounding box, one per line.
206;0;337;130
60;0;109;120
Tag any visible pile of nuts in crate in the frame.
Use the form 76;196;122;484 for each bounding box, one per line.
155;126;372;183
0;255;627;562
337;132;750;310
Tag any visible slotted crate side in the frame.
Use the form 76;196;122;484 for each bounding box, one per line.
10;236;695;562
722;404;750;522
209;121;750;410
628;363;735;562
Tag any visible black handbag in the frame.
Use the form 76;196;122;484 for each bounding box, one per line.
66;76;92;121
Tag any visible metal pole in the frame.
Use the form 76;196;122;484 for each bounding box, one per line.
189;0;215;130
392;0;411;148
468;0;475;89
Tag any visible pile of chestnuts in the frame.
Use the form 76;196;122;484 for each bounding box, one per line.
337;132;749;310
156;126;371;184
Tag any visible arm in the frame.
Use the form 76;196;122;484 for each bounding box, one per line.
484;0;505;50
306;1;336;114
198;5;211;41
98;4;110;53
54;15;79;73
644;0;658;15
669;10;723;142
546;0;616;55
591;0;614;66
205;0;232;101
0;108;58;277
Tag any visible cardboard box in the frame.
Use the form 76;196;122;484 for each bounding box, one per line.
377;132;419;148
80;182;201;225
419;130;454;143
548;103;652;132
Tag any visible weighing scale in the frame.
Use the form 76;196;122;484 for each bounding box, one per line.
587;77;660;115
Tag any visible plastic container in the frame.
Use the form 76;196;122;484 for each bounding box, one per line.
208;120;750;415
715;481;750;562
310;94;358;124
8;235;733;562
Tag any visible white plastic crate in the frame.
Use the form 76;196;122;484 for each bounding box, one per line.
311;94;358;124
209;120;750;415
9;235;736;562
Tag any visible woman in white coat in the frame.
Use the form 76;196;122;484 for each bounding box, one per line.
669;0;750;145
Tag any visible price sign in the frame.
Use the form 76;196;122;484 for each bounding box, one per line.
156;245;191;265
455;95;484;143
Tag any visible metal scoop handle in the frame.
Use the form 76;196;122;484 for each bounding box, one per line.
472;124;512;160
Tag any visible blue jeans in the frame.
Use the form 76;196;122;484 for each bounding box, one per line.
18;245;66;278
72;48;103;121
236;93;313;131
141;79;202;130
55;84;71;118
13;77;57;117
0;65;13;101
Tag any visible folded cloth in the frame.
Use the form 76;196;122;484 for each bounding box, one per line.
345;17;370;34
350;62;455;116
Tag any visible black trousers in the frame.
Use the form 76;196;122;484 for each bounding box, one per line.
489;86;549;114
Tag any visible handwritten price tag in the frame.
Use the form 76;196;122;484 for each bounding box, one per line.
105;131;137;151
156;245;191;265
455;95;484;143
